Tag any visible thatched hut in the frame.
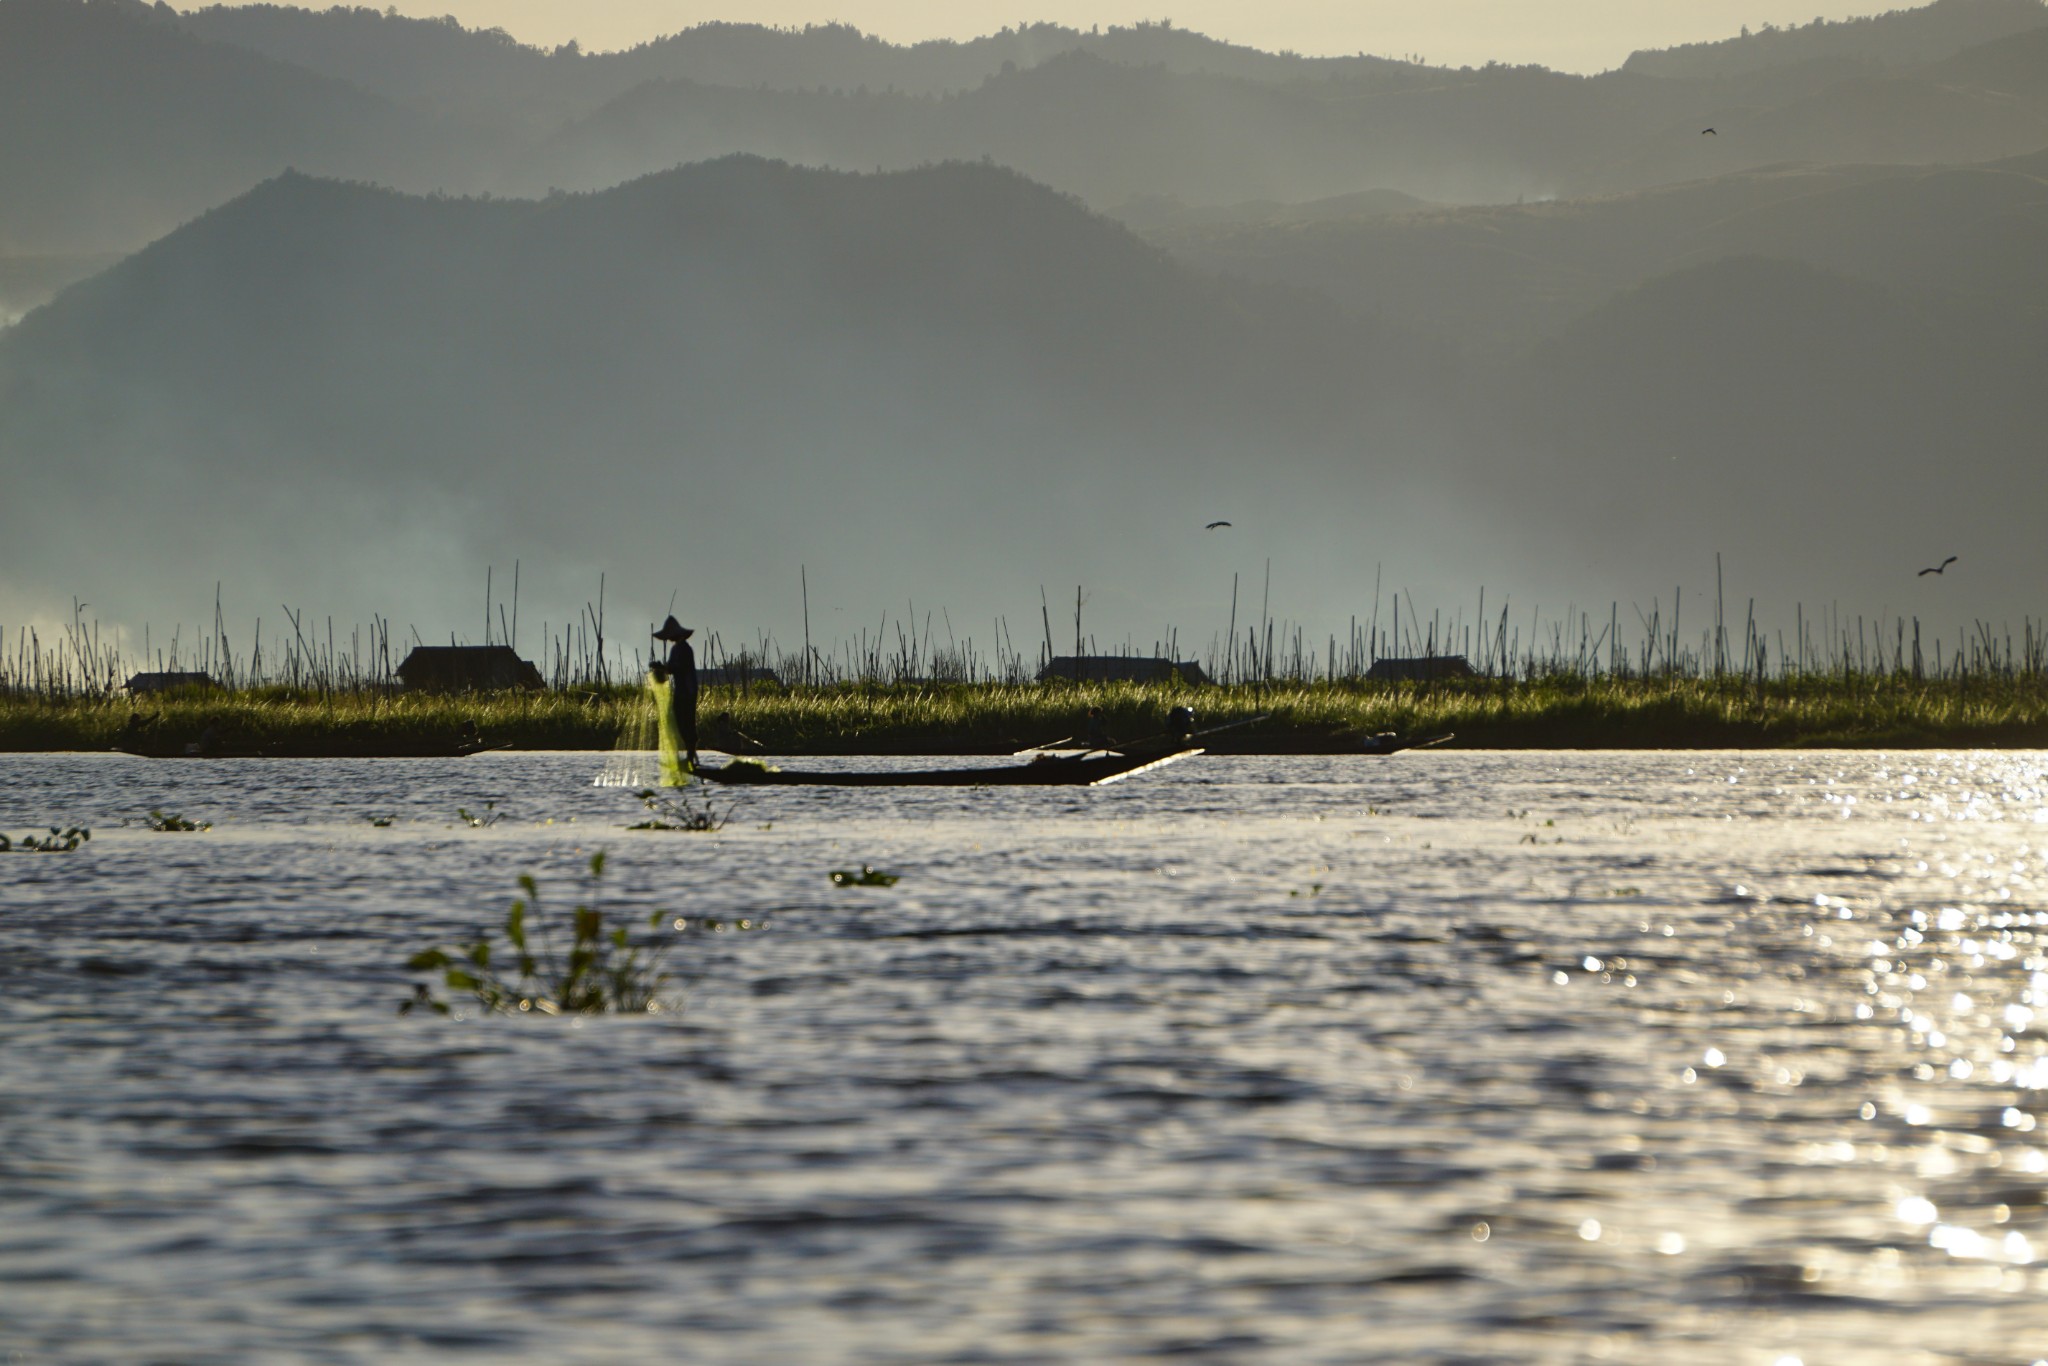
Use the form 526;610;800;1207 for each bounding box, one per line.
396;645;544;692
123;671;217;694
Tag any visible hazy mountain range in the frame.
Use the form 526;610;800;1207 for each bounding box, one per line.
7;0;2047;256
2;0;2045;647
0;159;1471;642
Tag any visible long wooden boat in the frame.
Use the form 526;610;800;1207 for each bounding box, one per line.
697;747;1203;787
1360;731;1454;755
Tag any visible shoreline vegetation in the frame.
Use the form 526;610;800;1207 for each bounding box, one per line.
12;588;2048;752
6;676;2048;754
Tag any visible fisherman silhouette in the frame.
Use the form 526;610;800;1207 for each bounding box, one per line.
1166;705;1196;745
652;616;699;769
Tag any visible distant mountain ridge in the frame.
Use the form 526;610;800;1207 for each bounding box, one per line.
1143;146;2048;348
0;158;1461;633
496;2;2048;211
1622;0;2046;78
7;150;2045;635
7;0;2048;259
175;8;1423;122
524;52;1498;207
0;0;487;252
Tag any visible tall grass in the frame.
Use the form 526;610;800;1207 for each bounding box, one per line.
10;674;2046;751
698;675;2048;751
0;685;641;752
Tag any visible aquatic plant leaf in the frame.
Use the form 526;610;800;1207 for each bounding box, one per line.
624;784;734;832
403;846;689;1020
829;865;900;887
144;809;208;832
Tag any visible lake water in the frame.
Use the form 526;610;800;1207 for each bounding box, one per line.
3;750;2047;1363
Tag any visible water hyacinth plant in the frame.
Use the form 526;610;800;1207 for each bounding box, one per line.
143;810;210;832
1;826;89;852
402;852;678;1016
829;865;899;887
624;788;732;832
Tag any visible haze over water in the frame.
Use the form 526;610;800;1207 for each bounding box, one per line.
6;750;2048;1360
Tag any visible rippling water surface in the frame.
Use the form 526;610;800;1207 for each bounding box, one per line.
5;750;2048;1363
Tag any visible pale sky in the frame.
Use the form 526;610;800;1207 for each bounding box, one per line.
195;1;1900;72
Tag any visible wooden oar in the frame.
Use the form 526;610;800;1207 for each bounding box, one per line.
1362;730;1454;755
1019;712;1270;759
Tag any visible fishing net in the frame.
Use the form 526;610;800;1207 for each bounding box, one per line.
651;674;691;788
592;672;691;787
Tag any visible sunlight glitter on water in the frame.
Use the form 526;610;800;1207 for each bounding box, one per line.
590;751;660;787
6;749;2048;1361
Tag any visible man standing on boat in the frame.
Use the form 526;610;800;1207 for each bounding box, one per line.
652;616;700;770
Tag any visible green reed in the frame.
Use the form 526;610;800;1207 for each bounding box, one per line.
0;685;643;752
7;674;2048;751
697;675;2048;750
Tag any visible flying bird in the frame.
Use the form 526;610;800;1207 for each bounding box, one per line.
1204;521;1232;530
1918;555;1958;577
1701;127;1717;135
